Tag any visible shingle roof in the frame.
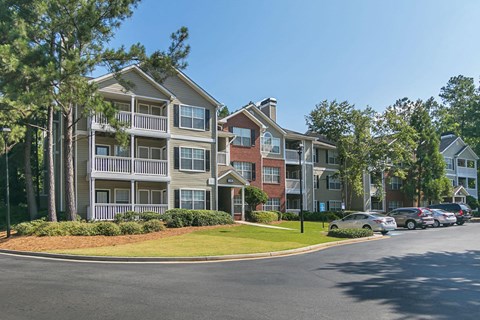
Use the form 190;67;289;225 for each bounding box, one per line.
439;135;458;152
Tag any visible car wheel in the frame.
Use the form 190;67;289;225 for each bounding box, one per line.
362;225;372;230
330;225;338;230
457;221;465;226
381;231;389;235
406;220;416;230
421;226;427;229
433;220;440;228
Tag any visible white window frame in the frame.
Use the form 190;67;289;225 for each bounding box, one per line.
261;132;280;154
114;145;130;157
180;105;206;131
327;150;340;165
233;161;253;181
180;189;206;210
95;189;110;204
138;146;150;159
457;158;466;167
150;147;162;160
232;127;252;147
263;167;280;184
180;147;206;172
114;101;130;112
233;195;243;213
114;188;130;204
328;200;342;211
137;103;150;114
264;198;280;211
151;190;163;204
137;189;150;204
445;157;454;170
328;175;341;190
389;176;402;190
95;144;111;156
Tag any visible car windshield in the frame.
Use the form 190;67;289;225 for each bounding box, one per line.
370;213;386;218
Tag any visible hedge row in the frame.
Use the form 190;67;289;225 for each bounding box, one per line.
162;209;234;228
327;228;373;238
246;211;280;224
282;211;342;222
14;219;165;237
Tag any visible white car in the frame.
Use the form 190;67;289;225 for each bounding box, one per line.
428;208;457;227
329;212;397;235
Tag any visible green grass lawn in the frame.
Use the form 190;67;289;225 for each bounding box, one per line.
51;221;341;257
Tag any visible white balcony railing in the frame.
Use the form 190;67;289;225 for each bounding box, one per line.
134;159;168;175
217;151;229;165
286;149;301;162
260;137;281;154
92;111;167;133
134;204;168;214
95;156;131;174
134;113;167;132
286;178;301;193
94;204;131;221
94;156;168;176
457;166;477;177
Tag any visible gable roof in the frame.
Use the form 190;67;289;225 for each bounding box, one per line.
456;145;479;160
453;185;469;196
440;135;460;153
175;69;221;107
91;65;176;99
217;166;250;185
220;107;267;130
245;104;287;135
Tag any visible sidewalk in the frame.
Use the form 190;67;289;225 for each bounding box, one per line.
234;221;295;230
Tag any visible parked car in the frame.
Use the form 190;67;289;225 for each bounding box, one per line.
329;212;397;235
387;207;434;230
428;208;457;227
427;203;472;225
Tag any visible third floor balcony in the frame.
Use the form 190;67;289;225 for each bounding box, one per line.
91;111;168;137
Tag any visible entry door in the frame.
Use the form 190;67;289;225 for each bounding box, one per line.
95;190;110;203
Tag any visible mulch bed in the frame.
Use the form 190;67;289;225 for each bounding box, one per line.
0;224;237;252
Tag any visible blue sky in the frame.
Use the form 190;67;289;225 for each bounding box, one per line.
102;0;480;132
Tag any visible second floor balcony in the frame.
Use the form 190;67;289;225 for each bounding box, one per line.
90;155;169;181
92;111;168;136
286;178;301;194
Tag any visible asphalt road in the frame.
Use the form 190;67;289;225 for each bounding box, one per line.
1;224;479;320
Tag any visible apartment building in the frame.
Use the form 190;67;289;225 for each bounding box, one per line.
53;65;253;220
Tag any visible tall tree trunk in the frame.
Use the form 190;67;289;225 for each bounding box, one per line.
24;124;38;220
64;106;76;221
47;105;57;222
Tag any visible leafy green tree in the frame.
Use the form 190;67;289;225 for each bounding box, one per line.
244;186;268;211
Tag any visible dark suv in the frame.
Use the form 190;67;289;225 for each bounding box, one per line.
387;207;435;230
427;203;472;225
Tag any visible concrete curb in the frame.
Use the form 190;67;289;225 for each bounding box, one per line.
0;234;386;263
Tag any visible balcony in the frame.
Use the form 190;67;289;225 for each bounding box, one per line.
217;151;229;165
92;156;168;180
457;166;477;177
286;178;301;194
93;204;168;221
92;111;168;136
285;149;302;163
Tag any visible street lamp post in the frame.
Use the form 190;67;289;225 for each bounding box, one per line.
1;127;11;238
297;144;304;234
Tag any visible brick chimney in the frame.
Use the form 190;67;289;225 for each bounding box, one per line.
259;97;277;122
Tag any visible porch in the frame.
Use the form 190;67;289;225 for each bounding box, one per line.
217;168;249;220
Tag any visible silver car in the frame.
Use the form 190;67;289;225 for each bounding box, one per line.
429;208;457;227
329;212;397;235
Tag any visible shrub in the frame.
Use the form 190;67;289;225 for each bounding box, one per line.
64;222;97;236
246;211;278;224
327;228;373;238
119;222;144;235
140;211;162;221
14;219;48;236
35;223;70;237
94;222;121;236
143;219;165;233
466;195;479;210
282;212;299;221
244;186;268;211
163;209;233;228
114;211;141;223
303;211;340;222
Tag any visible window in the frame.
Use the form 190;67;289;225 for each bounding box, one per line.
138;146;149;159
263;167;280;183
95;145;110;156
261;132;280;154
138;190;149;204
314;175;319;189
181;190;205;209
468;178;476;189
388;201;403;210
467;160;476;168
264;198;280;211
180;105;205;130
457;159;466;167
232;127;252;146
114;102;130;111
328;175;341;190
445;158;454;170
95;190;109;203
138;103;149;114
233;162;253;180
151;190;163;204
150;148;162;160
458;177;467;187
114;145;130;157
234;195;243;213
180;147;205;171
371;197;383;210
389;177;403;190
327;150;340;165
115;189;130;204
313;149;318;163
328;200;342;211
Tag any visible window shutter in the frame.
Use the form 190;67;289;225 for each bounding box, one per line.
205;150;210;171
326;175;330;189
315;149;319;163
206;191;211;210
250;129;255;146
327;201;330;211
252;163;256;181
174;190;180;208
229;126;233;133
174;104;179;127
174;147;179;169
205;109;210;131
326;150;329;163
317;175;320;189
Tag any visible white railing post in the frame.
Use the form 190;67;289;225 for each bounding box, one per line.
131;95;135;129
130;134;135;174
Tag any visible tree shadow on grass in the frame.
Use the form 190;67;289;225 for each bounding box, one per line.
318;250;480;320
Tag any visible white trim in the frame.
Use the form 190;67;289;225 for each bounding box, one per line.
151;190;163;204
179;105;206;131
114;188;130;204
217;169;250;185
170;134;215;143
95;189;110;204
137;146;150;159
179;146;206;172
245;104;287;135
95;144;111;156
137;189;150;204
179;188;207;210
456;145;479;160
150;147;162;160
76;130;88;136
221;108;267;130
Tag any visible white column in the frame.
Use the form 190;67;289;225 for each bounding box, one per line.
91;131;96;172
131;180;135;211
241;186;245;221
230;188;234;218
131;95;135;128
130;134;135;174
91;178;96;221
